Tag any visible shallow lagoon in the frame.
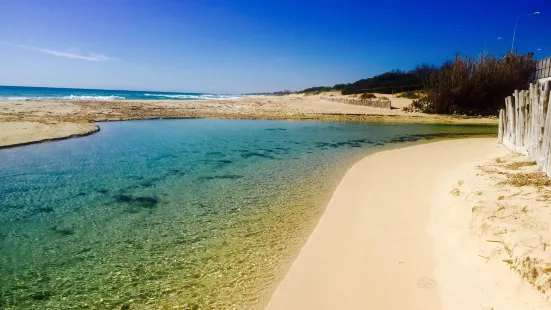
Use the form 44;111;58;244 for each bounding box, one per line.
0;119;495;309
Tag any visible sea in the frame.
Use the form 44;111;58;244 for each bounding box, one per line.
0;118;496;309
0;85;239;101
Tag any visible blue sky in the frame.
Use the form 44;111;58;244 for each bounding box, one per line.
0;0;549;93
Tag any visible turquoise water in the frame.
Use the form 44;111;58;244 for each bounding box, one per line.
0;85;238;101
0;119;496;309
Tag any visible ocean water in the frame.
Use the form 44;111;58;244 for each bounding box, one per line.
0;85;238;101
0;119;496;309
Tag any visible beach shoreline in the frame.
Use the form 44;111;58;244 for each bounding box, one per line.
265;138;548;310
0;94;496;148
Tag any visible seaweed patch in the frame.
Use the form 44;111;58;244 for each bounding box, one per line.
198;175;244;181
240;151;277;159
114;194;159;209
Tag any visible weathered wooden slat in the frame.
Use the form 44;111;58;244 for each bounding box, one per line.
320;96;392;109
499;81;551;177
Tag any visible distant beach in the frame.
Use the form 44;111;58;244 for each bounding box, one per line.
0;86;497;149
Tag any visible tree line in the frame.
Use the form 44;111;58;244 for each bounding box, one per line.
299;52;537;116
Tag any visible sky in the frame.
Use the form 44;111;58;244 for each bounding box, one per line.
0;0;549;94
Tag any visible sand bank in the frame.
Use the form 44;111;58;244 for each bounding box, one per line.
0;94;495;148
266;138;549;309
0;121;99;148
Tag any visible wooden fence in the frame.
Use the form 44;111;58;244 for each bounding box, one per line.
320;97;392;109
536;57;551;80
498;81;551;175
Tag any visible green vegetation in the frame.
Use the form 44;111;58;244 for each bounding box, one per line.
297;86;334;94
246;90;293;96
359;93;377;99
298;65;435;95
396;91;422;99
340;65;436;95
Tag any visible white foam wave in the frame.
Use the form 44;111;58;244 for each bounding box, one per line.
143;93;240;100
0;95;125;101
62;95;125;101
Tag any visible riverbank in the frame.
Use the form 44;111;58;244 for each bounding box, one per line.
266;138;550;310
0;94;496;148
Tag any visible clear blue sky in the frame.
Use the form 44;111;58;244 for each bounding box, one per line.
0;0;549;93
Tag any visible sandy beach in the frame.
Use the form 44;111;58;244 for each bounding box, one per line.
266;138;551;310
0;93;496;148
0;121;98;148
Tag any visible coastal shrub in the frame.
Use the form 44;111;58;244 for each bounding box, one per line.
413;52;536;115
359;93;377;99
396;91;421;99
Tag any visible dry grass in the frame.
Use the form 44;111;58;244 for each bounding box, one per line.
503;161;537;170
475;154;551;296
500;172;551;187
450;188;460;196
359;93;376;99
478;166;506;175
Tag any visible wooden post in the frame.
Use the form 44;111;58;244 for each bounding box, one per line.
499;85;551;177
498;109;504;143
519;90;526;152
545;92;551;176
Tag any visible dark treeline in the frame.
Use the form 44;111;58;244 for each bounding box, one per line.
297;86;334;94
298;64;438;95
247;90;293;96
298;52;537;116
297;66;435;95
340;65;436;95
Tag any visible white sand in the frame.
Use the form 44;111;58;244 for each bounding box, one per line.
266;138;549;309
431;152;551;310
0;121;99;148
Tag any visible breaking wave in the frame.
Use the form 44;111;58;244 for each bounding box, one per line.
143;93;240;100
1;95;125;101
